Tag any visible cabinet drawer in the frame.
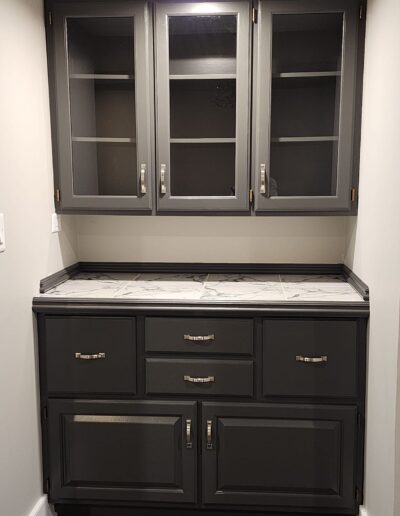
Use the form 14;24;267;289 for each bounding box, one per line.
145;317;253;355
263;319;358;398
44;317;136;394
146;358;253;397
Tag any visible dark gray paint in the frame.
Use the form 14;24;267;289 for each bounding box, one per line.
145;358;254;397
145;317;253;355
263;319;358;397
44;316;136;394
48;399;197;502
202;402;357;509
51;1;153;211
253;0;359;211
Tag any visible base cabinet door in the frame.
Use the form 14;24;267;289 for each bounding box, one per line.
202;402;357;511
48;400;197;503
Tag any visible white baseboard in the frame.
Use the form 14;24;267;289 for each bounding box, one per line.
28;496;55;516
359;506;369;516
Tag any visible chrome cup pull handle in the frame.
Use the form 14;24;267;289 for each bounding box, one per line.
75;352;106;360
184;375;215;384
206;420;213;450
160;163;167;194
140;163;147;194
296;355;328;363
186;419;193;449
184;334;215;342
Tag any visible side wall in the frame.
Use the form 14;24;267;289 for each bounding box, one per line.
0;1;77;516
344;0;400;514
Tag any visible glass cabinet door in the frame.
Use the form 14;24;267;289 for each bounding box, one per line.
155;2;251;211
253;0;359;211
52;2;153;210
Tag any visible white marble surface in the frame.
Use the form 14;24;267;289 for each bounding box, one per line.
40;272;364;303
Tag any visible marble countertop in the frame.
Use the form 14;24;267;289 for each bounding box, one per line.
39;272;365;304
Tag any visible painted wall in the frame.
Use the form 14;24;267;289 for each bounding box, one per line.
0;2;77;516
344;0;400;514
76;215;348;263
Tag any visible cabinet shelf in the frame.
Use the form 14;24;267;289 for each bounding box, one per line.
72;137;135;143
170;73;236;80
170;138;236;144
271;136;338;143
70;74;134;80
273;71;341;79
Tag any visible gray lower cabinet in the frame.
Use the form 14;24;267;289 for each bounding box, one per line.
50;1;154;211
202;402;357;510
155;1;252;211
47;399;197;503
253;0;360;212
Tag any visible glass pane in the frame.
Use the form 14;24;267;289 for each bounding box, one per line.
270;141;337;197
170;143;235;196
67;17;137;197
170;79;236;138
72;142;137;196
269;13;343;197
169;15;237;75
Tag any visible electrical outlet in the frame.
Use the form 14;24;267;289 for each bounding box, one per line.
51;213;61;233
0;214;5;253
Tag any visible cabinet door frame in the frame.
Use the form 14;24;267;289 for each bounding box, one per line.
48;399;197;503
253;0;359;212
51;1;154;211
155;1;251;212
202;401;357;510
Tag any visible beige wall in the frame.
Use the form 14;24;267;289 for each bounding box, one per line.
0;1;77;516
76;215;348;263
344;0;400;514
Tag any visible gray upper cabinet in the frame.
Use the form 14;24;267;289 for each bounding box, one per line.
253;0;360;212
50;1;154;211
154;2;252;212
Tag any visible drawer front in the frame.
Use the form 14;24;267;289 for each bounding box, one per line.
44;317;136;394
146;358;253;397
263;319;358;398
145;317;253;355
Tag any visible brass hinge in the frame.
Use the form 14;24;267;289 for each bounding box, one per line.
48;11;52;25
42;406;48;420
45;478;50;494
359;4;363;19
252;7;258;23
355;486;362;504
351;187;357;202
249;189;254;205
55;189;61;203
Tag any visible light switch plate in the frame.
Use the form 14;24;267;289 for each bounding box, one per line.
51;213;61;233
0;214;5;253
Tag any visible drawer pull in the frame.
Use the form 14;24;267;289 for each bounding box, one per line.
296;355;328;363
75;352;106;360
184;334;215;342
184;375;215;383
207;419;213;450
186;419;193;449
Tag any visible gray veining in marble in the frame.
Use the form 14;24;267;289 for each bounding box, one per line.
41;272;364;303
